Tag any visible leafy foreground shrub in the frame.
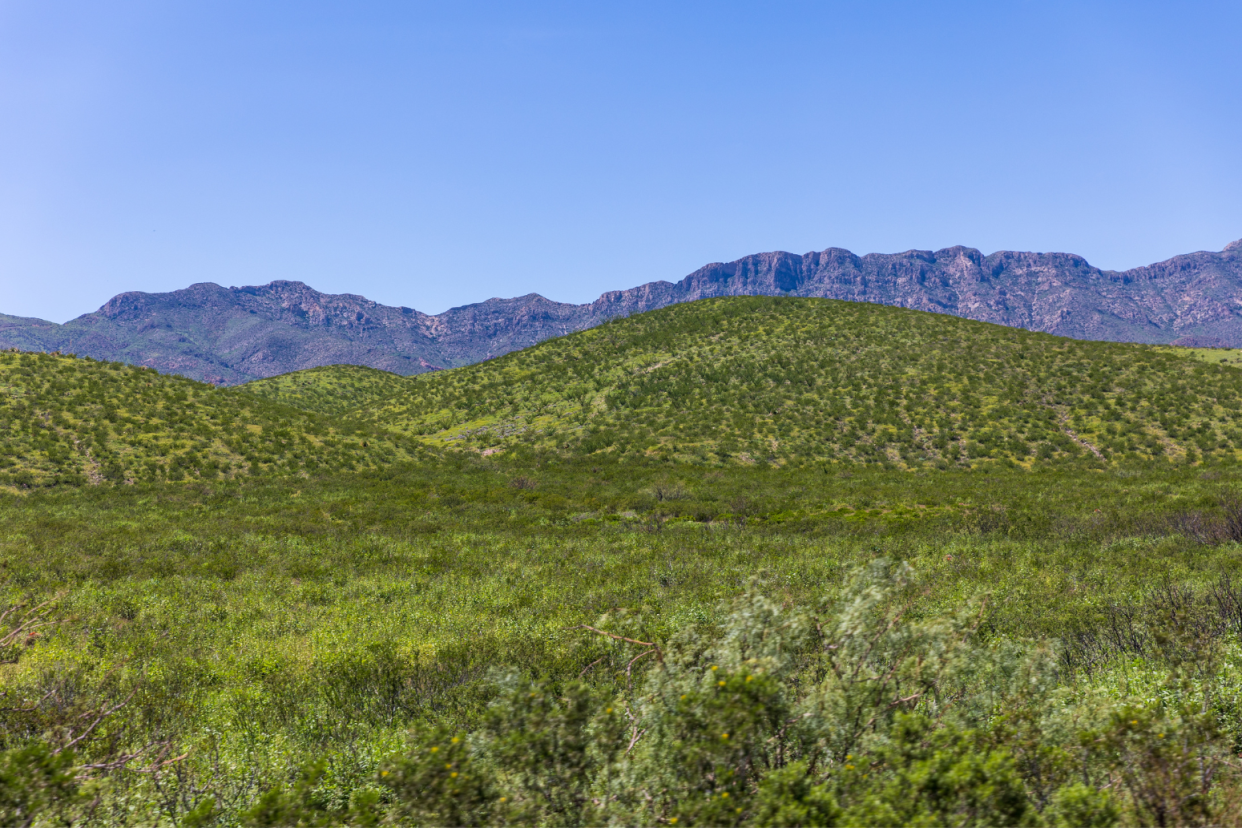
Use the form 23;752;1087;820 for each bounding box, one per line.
0;743;80;826
241;561;1242;827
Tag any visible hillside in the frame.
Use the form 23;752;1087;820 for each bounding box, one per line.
240;364;411;416
2;239;1240;384
0;350;425;491
1167;345;1242;367
351;296;1242;468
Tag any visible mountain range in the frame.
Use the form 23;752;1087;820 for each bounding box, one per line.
3;238;1240;384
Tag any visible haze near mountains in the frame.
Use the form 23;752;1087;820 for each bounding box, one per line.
3;239;1240;385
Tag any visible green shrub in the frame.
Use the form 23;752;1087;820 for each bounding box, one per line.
0;743;80;826
383;729;497;827
363;560;1225;826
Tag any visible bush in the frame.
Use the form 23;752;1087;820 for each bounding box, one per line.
0;743;80;826
361;561;1221;826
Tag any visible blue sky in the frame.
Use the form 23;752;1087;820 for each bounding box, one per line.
2;1;1239;322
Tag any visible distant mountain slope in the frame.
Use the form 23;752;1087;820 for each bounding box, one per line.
0;281;641;385
0;313;64;352
0;350;424;491
350;296;1242;469
670;241;1242;346
2;239;1240;383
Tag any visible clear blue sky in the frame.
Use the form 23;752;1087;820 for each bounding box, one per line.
2;1;1239;323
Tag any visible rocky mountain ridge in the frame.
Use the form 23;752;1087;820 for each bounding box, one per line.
3;239;1240;383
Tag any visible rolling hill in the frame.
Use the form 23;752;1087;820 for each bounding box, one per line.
239;363;410;416
345;296;1242;468
11;295;1242;488
2;238;1240;384
0;349;425;491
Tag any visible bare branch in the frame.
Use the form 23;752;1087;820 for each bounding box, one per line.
0;687;56;713
574;624;664;665
55;690;137;756
578;656;607;678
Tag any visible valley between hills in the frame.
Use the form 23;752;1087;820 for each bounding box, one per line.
7;296;1242;824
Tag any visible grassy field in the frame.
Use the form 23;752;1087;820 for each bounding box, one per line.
1166;345;1242;367
7;300;1242;823
5;458;1242;823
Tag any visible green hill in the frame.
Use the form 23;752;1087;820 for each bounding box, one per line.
19;298;1242;485
350;296;1242;468
0;350;425;491
240;364;411;415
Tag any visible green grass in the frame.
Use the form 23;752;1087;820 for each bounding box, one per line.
0;350;427;492
353;297;1242;468
1164;345;1242;367
4;459;1242;821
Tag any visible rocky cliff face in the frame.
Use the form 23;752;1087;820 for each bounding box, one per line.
661;244;1242;345
3;240;1241;384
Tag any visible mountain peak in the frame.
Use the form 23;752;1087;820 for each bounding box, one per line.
1225;239;1242;253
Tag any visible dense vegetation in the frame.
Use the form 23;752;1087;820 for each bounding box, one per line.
241;364;410;416
4;460;1242;824
0;351;425;492
7;299;1242;824
355;297;1242;468
11;300;1242;491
